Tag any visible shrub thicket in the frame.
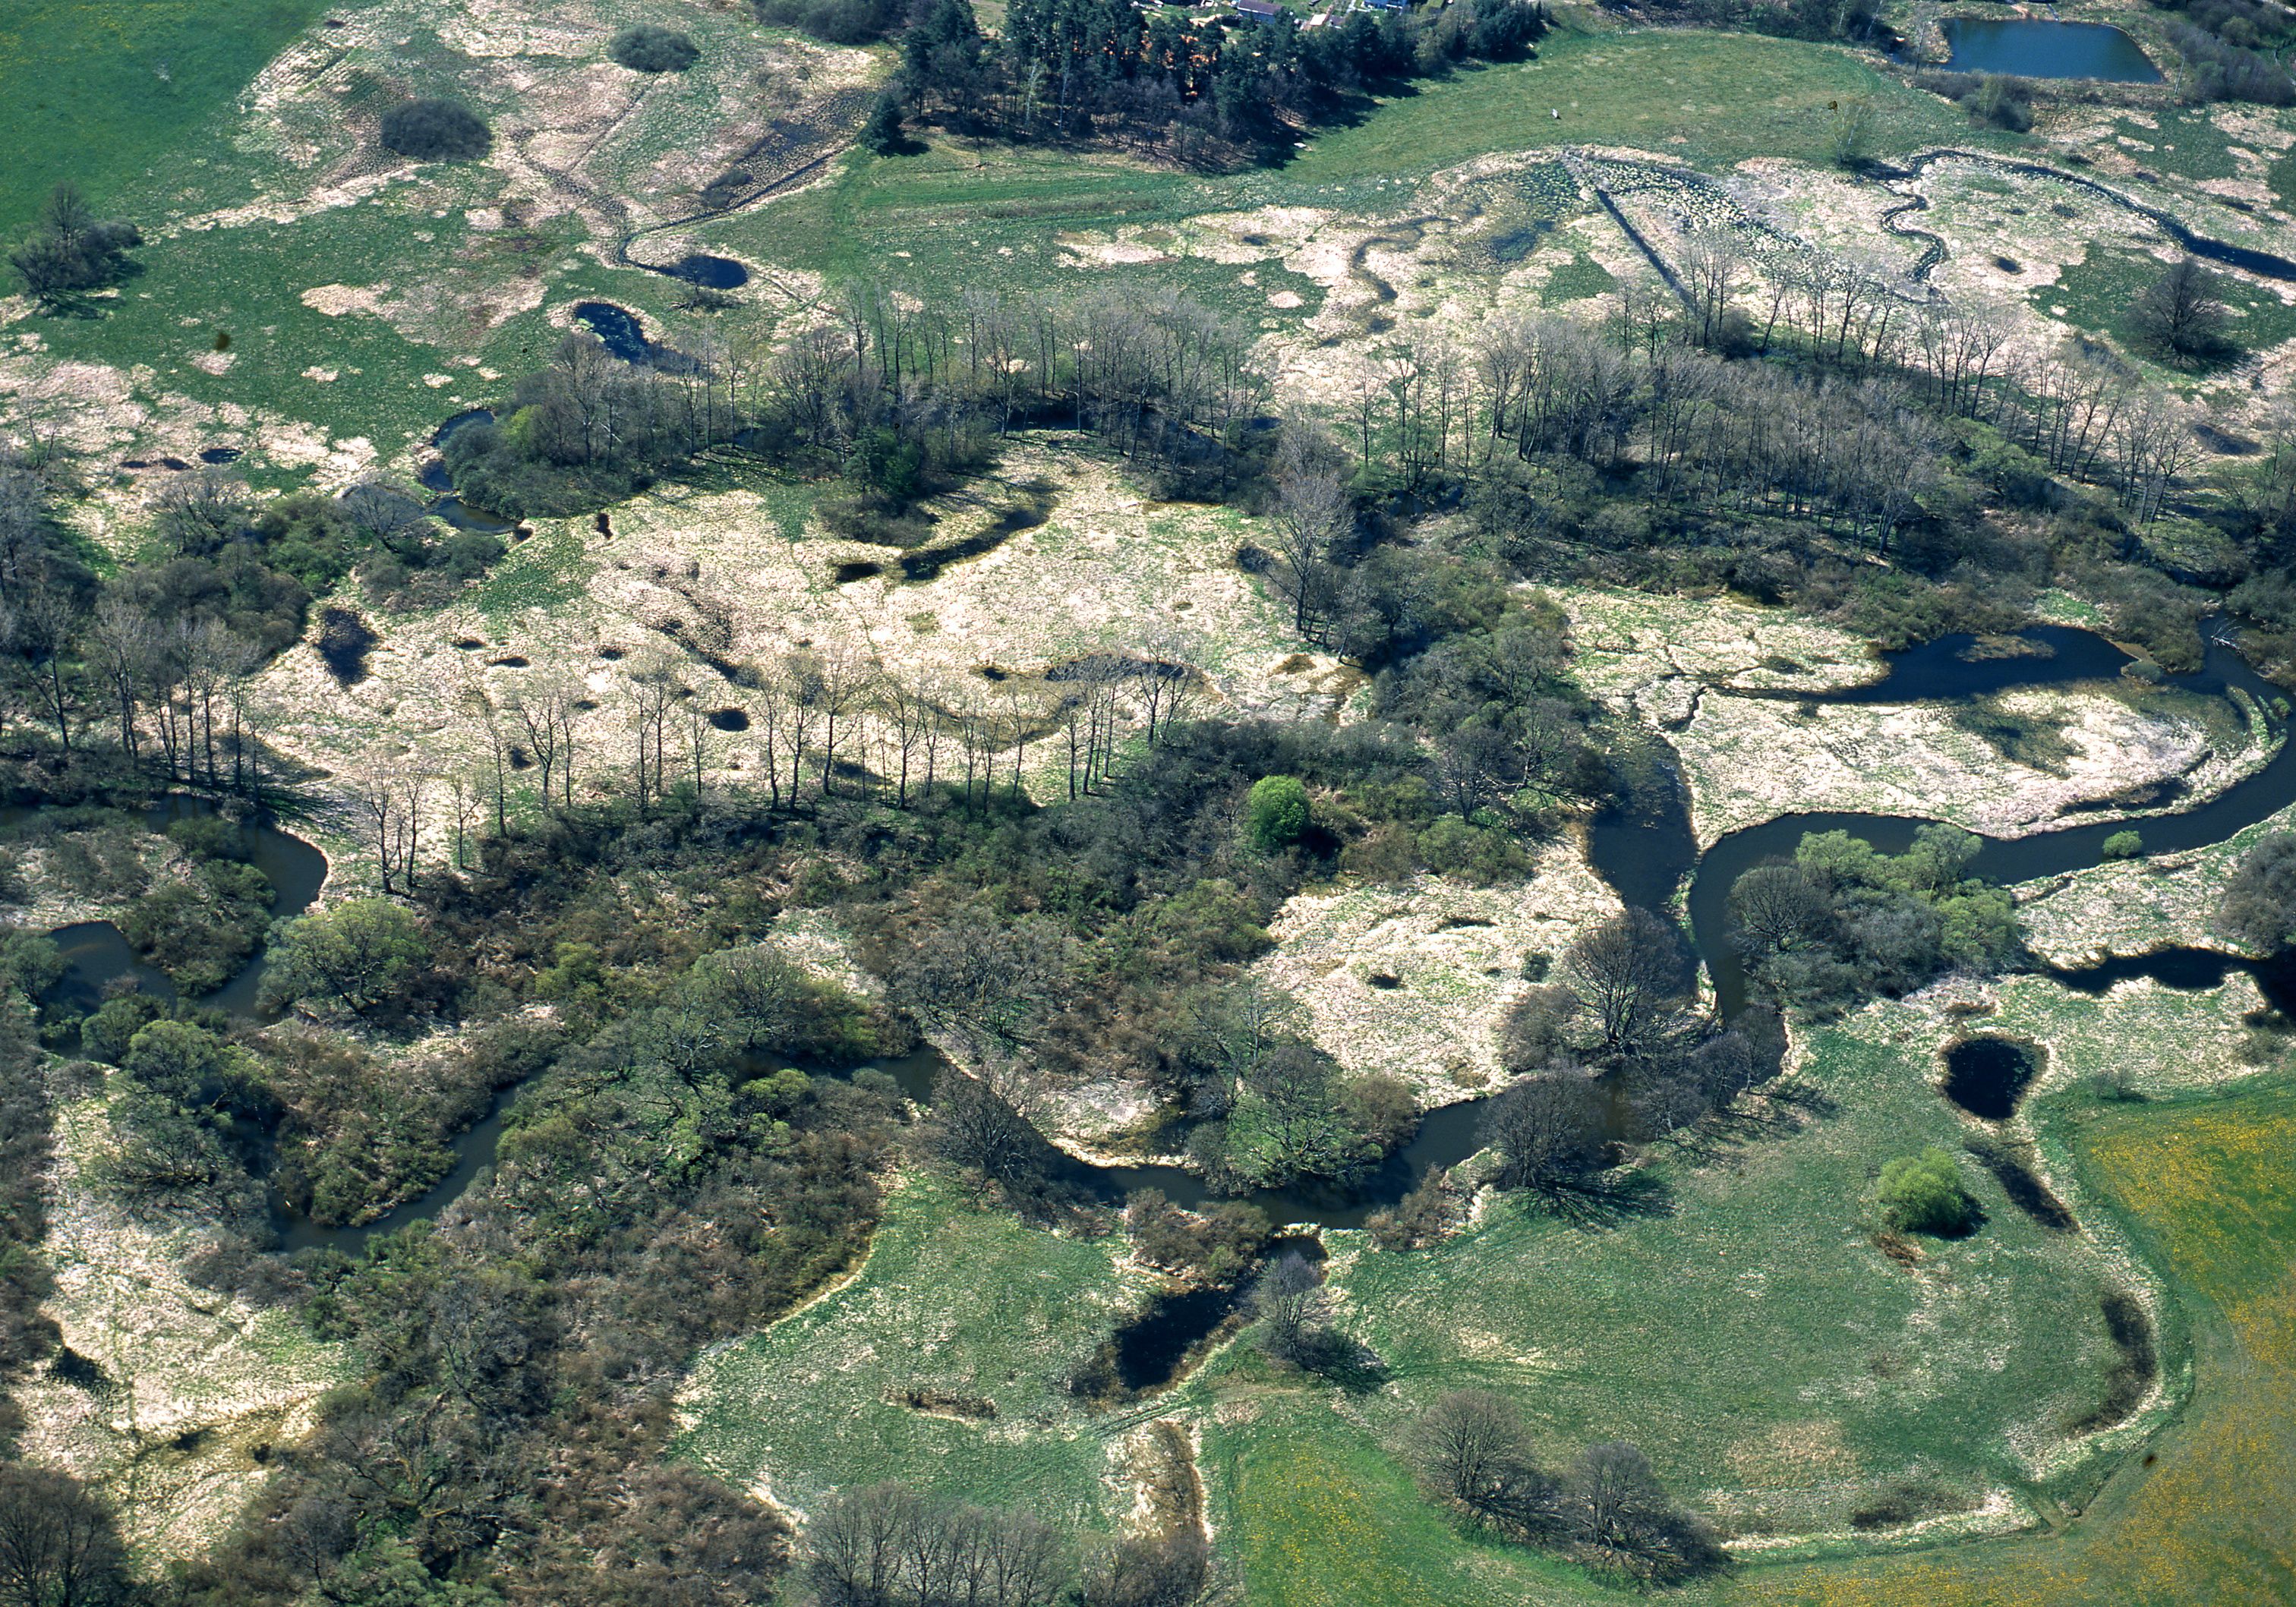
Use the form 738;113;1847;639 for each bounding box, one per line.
2219;832;2296;950
7;182;140;305
1878;1146;1980;1237
379;97;491;161
1730;825;2022;1014
610;24;700;71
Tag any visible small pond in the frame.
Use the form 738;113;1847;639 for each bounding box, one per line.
663;254;749;289
1941;1035;2042;1120
1939;18;2163;82
573;301;653;364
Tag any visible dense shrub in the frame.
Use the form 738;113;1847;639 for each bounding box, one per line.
379;97;492;162
1878;1146;1980;1237
1730;826;2021;1014
2219;832;2296;950
262;900;432;1022
1244;774;1310;853
7;182;140;305
609;24;700;71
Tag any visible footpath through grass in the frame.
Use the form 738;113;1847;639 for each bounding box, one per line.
0;0;327;240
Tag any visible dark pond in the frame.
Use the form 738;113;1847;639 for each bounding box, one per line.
663;254;749;289
1941;1035;2040;1120
431;408;494;448
574;301;652;364
1112;1286;1238;1391
1940;18;2163;82
197;447;242;465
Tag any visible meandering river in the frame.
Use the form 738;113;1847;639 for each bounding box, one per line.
25;622;2296;1249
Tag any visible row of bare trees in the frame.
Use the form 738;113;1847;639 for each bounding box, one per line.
753;282;1269;474
337;642;1203;893
1325;291;2200;533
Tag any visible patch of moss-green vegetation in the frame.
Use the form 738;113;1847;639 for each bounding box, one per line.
676;1171;1149;1515
1203;1400;1583;1606
0;0;328;238
1951;695;2078;774
26;194;550;460
472;525;594;619
1307;1019;2121;1542
2043;245;2296;364
2107;109;2243;186
1288;30;1986;181
1541;251;1617;305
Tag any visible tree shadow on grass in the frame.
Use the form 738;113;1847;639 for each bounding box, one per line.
1283;1328;1391;1394
1534;1168;1675;1230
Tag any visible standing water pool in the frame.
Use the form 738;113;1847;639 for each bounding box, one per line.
1939;18;2164;82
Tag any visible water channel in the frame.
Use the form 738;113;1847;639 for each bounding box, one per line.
24;622;2296;1253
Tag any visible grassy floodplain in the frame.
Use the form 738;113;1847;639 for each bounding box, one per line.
699;28;1985;302
1739;1078;2296;1605
676;966;2291;1602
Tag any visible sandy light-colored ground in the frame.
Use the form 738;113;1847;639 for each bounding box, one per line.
1252;835;1622;1106
1566;589;2269;846
246;443;1327;883
15;1088;350;1559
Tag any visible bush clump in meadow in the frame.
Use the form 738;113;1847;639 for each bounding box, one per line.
1244;774;1309;853
610;24;700;71
379;97;492;162
2132;257;2237;367
8;181;140;307
1408;1394;1725;1583
1878;1146;1981;1237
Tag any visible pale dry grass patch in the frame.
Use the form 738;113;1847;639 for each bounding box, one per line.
17;1092;349;1560
1253;837;1620;1104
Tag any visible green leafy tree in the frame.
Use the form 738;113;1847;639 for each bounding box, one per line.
859;92;908;154
1245;774;1310;853
1878;1146;1979;1237
263;900;430;1020
2101;830;2144;862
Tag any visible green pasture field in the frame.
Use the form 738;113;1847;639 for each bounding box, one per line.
1287;29;1984;180
695;27;1985;306
675;970;2252;1601
2042;244;2296;373
677;1168;1151;1522
0;0;326;241
1734;1074;2296;1605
